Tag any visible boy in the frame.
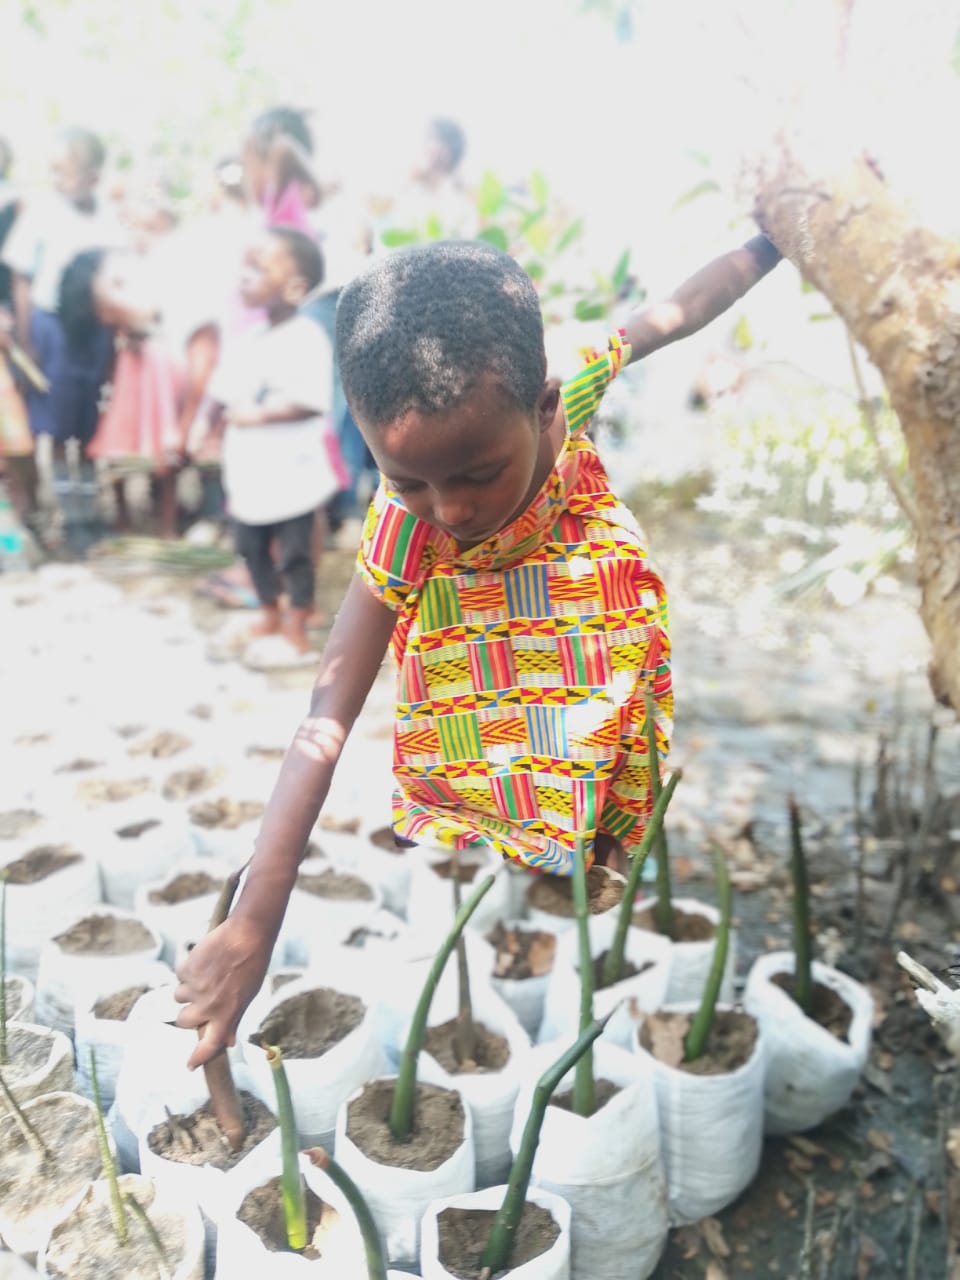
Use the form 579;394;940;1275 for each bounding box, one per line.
207;226;337;665
176;233;781;1067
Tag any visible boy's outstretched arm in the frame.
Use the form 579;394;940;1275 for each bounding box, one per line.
623;234;781;365
174;574;397;1068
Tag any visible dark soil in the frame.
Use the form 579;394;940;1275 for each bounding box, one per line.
162;766;222;801
148;870;223;905
188;796;264;829
92;984;150;1021
488;922;557;980
344;924;399;947
271;971;303;993
2;843;80;884
527;865;624;917
552;1077;621;1116
115;818;161;839
771;971;854;1042
0;808;43;840
633;902;716;942
639;1008;759;1076
54;757;102;773
592;948;650;991
369;824;405;852
245;744;286;763
346;1078;466;1171
430;858;480;882
128;730;191;759
251;987;365;1058
295;867;374;900
41;1180;191;1280
53;914;155;955
423;1018;511;1074
436;1201;561;1279
0;1096;101;1235
236;1176;338;1260
146;1092;276;1169
5;1024;54;1078
76;776;151;805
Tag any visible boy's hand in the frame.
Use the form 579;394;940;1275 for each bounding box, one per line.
174;914;273;1070
225;402;266;428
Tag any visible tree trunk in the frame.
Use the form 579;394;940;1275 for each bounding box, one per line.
754;149;960;711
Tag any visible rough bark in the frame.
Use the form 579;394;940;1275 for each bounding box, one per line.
753;148;960;711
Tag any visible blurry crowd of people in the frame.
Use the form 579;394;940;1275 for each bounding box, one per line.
0;106;474;662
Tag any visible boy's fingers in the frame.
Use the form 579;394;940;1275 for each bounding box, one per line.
186;1020;231;1072
174;1001;206;1031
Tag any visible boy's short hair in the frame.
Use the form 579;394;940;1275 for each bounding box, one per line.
249;106;313;155
62;128;106;175
270;226;324;293
336;241;546;427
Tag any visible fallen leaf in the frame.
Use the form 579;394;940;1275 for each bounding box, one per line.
855;1151;893;1180
776;1189;793;1212
672;1225;701;1260
876;1050;895;1071
788;1135;828;1159
860;1182;876;1200
527;932;557;977
857;1234;879;1280
705;1263;729;1280
641;1011;689;1068
866;1129;892;1152
816;1189;837;1208
699;1217;730;1259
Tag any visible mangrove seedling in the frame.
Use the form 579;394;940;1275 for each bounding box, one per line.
644;689;676;939
789;796;813;1015
683;844;731;1062
571;834;596;1117
478;1011;613;1278
0;1067;50;1161
0;869;7;1065
265;1044;307;1252
201;863;249;1152
450;851;477;1068
305;1147;388;1280
389;869;498;1142
601;768;682;990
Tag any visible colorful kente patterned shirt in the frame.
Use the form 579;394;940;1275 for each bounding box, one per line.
357;331;672;875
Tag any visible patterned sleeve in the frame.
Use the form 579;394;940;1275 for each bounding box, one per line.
561;329;632;440
356;479;438;612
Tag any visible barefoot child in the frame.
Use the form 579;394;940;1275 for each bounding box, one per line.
206;226;337;663
175;233;781;1066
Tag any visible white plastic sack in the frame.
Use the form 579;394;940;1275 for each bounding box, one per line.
4;973;35;1023
405;846;511;953
186;780;268;867
133;858;231;965
0;841;102;980
335;1078;475;1268
211;1139;369;1276
634;1001;765;1225
525;865;626;936
1;1020;74;1105
512;1040;666;1280
312;825;413;918
633;895;737;1006
35;905;163;1037
409;986;531;1187
37;1173;205;1280
744;950;873;1135
74;960;176;1107
240;972;387;1150
283;857;382;967
90;798;193;908
420;1184;571;1280
538;912;671;1049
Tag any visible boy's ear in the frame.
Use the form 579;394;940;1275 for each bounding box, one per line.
537;378;562;433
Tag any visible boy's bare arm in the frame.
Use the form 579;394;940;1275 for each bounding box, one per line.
226;400;319;427
174;574;397;1068
623;234;781;364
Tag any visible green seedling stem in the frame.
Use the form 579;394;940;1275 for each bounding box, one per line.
571;834;595;1118
478;1010;614;1278
789;796;814;1015
451;852;477;1067
645;690;675;939
125;1193;170;1274
389;871;497;1141
0;870;7;1065
601;770;682;990
202;862;248;1152
89;1048;128;1247
305;1147;388;1280
265;1044;307;1251
683;844;732;1063
0;1068;50;1160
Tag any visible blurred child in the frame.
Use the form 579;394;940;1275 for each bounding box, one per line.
175;232;782;1065
204;226;337;665
242;105;321;233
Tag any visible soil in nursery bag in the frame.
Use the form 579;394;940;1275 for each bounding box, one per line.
527;865;623;917
92;983;151;1021
271;970;304;992
488;922;556;980
252;988;365;1057
369;825;406;853
162;766;223;802
296;867;374;900
344;924;398;947
42;1185;191;1280
147;1091;276;1169
128;729;192;759
246;744;286;763
591;950;650;991
423;1018;510;1073
115;818;161;840
632;903;715;941
430;859;480;882
148;870;224;904
346;1079;465;1171
0;1098;100;1234
4;1023;53;1075
551;1077;621;1115
54;913;155;955
237;1175;340;1259
189;797;264;829
771;972;854;1041
639;1009;758;1075
4;843;81;883
437;1202;560;1280
54;757;102;773
76;776;152;805
0;808;43;839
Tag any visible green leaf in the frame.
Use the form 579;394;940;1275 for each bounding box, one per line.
518;208;546;238
611;248;631;292
380;228;419;248
808;311;838;323
477;225;509;252
554;217;584;255
529;170;549;208
574;299;607;322
734;313;753;351
524;259;545;281
477;170;505;220
424;213;443;241
672;179;721;211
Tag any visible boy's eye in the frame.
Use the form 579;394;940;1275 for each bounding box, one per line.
389;478;425;495
464;466;505;485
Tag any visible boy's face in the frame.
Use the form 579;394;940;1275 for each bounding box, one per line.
239;234;304;309
365;374;560;549
51;143;97;202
